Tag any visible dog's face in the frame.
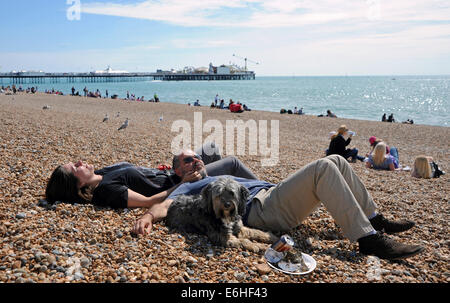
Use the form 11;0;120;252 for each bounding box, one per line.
202;177;249;223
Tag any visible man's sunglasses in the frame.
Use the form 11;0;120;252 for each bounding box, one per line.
183;154;202;164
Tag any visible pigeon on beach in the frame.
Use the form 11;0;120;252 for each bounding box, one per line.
43;105;51;110
118;118;129;131
102;114;109;123
116;112;120;118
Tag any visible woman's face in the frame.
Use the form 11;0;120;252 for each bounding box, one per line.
63;160;94;187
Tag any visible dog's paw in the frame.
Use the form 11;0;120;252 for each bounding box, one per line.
241;239;266;253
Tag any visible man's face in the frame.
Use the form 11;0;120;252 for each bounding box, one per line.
175;150;207;179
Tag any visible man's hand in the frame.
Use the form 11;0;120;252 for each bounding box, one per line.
133;212;154;235
181;170;202;183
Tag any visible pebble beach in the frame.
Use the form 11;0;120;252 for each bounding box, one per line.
0;92;448;283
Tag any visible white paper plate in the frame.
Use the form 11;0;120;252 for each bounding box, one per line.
266;252;317;275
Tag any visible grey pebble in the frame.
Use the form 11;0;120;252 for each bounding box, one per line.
119;276;127;282
73;272;84;280
16;212;27;219
80;257;91;268
234;272;246;281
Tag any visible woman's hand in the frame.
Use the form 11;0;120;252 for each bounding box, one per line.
133;212;154;235
181;170;202;183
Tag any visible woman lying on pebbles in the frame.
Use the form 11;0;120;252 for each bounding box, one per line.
411;155;445;179
365;142;400;171
45;142;257;209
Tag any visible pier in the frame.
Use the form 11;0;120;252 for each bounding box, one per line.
0;71;256;84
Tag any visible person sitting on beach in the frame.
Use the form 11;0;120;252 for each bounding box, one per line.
243;104;251;111
45;143;257;209
326;109;337;118
230;103;244;113
411;156;445;179
387;113;395;123
366;136;382;157
326;125;364;162
298;107;304;115
133;151;423;260
402;119;414;124
219;99;225;109
194;100;201;107
365;142;400;171
366;136;399;162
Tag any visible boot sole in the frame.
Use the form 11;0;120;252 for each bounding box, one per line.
388;246;425;260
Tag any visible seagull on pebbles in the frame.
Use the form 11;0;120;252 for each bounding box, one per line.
118;118;129;131
43;105;51;110
102;114;109;122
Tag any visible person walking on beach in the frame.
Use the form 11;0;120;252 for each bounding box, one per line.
134;151;423;260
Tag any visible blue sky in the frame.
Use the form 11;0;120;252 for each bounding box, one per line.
1;0;449;75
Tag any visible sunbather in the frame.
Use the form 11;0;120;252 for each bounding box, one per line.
134;152;424;260
45;142;257;209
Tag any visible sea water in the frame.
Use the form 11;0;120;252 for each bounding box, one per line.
5;75;448;126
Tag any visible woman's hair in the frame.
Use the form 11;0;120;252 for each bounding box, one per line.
45;166;93;204
331;125;348;140
412;156;433;179
372;142;387;166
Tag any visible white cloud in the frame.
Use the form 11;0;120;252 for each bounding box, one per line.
80;0;450;27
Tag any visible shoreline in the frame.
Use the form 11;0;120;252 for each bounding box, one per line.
0;92;448;283
2;90;448;128
2;74;448;128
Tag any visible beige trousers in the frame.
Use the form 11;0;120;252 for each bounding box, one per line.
247;155;377;242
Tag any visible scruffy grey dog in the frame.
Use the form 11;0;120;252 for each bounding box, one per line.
165;177;278;252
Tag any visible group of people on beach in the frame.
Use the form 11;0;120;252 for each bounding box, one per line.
381;113;396;123
189;94;252;113
381;113;414;124
1;85;38;95
6;84;437;269
44;123;445;263
280;107;304;115
65;86;161;103
325;124;444;177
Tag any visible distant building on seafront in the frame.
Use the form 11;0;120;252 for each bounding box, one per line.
92;66;129;75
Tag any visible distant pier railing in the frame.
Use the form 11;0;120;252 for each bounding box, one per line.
0;71;256;84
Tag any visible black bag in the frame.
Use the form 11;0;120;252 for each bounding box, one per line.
431;161;445;178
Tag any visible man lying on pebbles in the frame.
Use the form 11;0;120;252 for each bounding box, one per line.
134;150;424;261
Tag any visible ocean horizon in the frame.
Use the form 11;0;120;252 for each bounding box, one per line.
3;75;448;127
